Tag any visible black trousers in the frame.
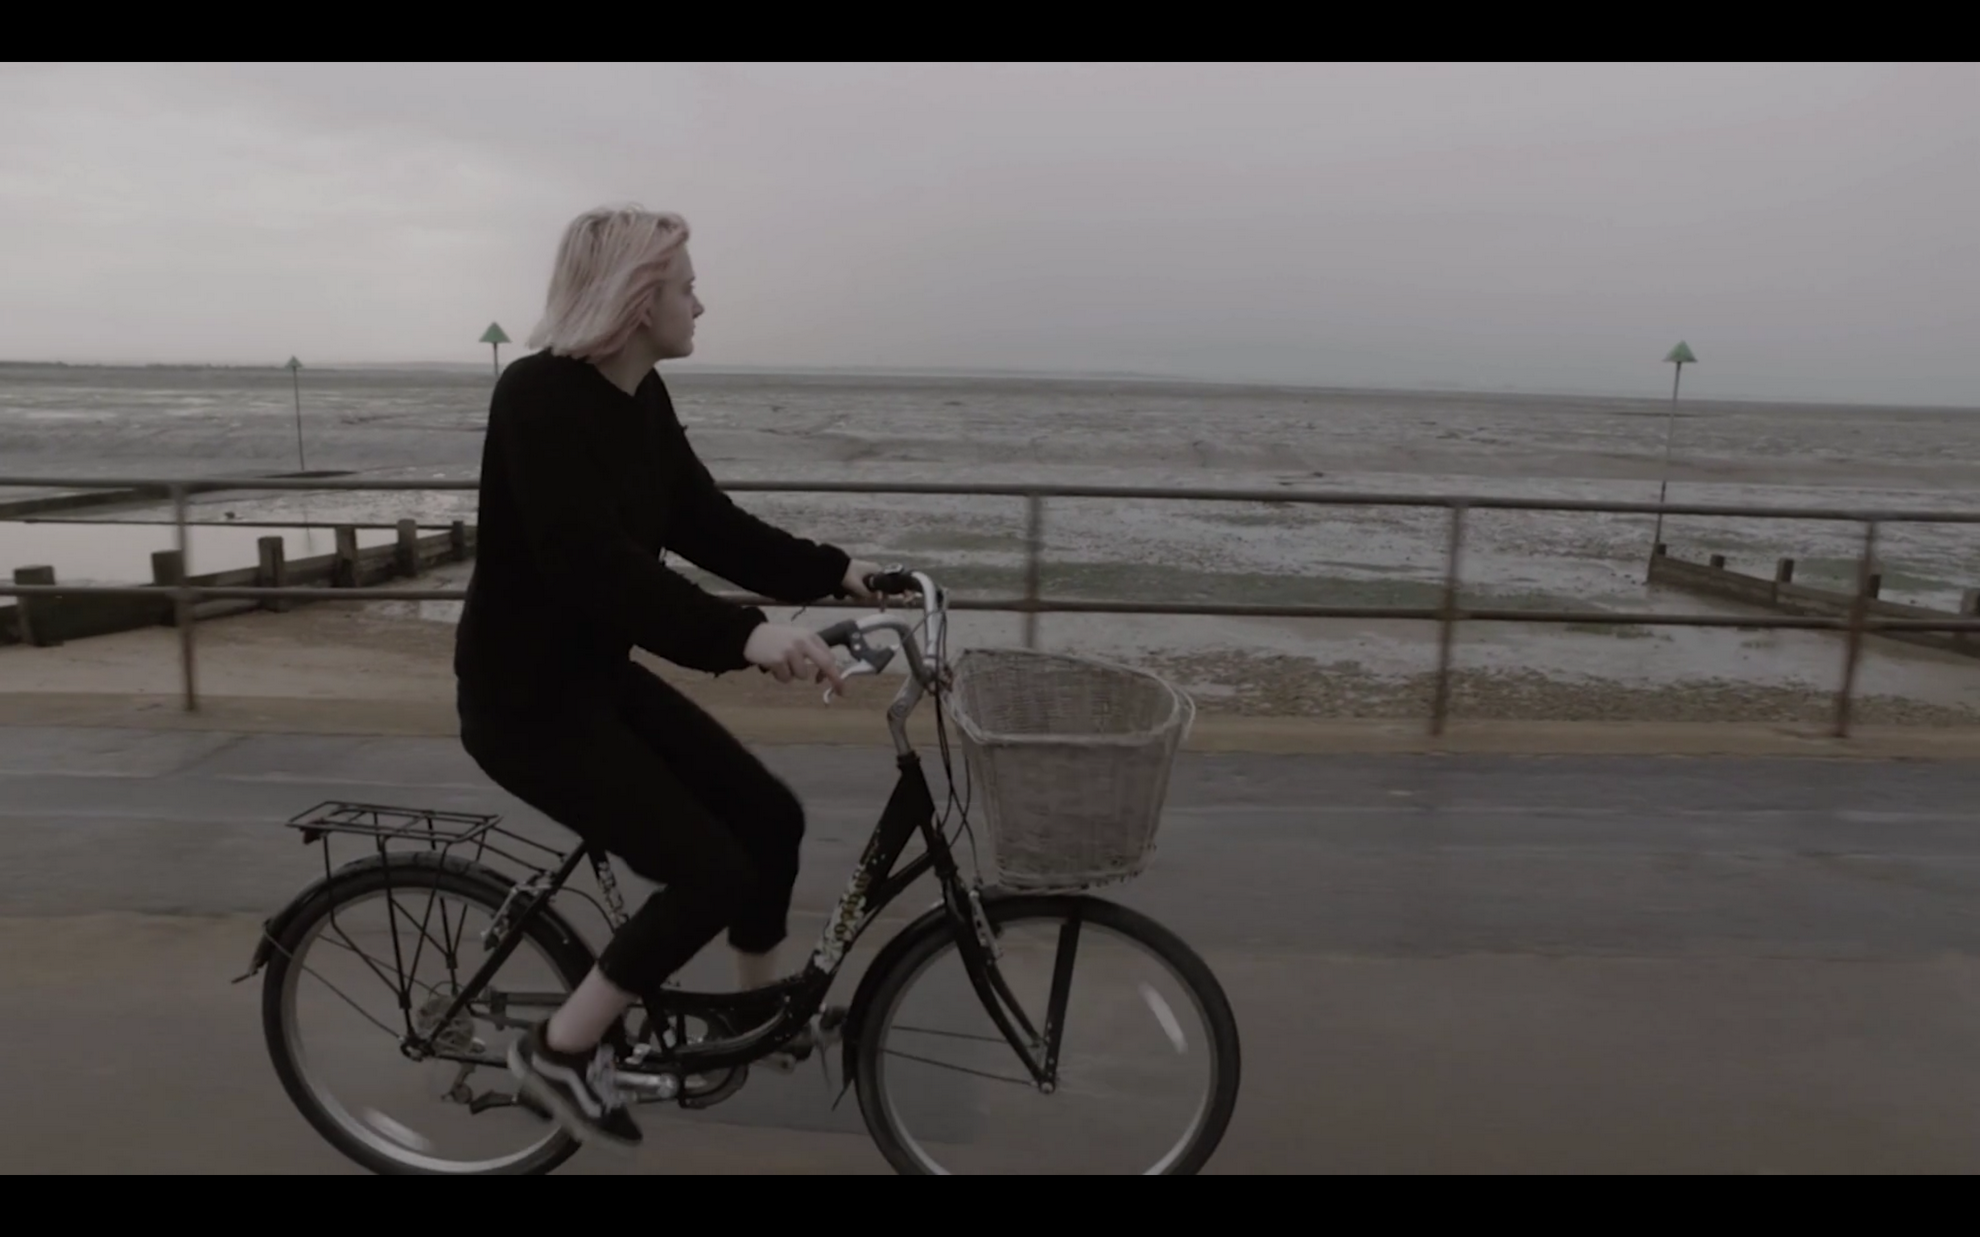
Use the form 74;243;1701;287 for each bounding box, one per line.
458;662;806;997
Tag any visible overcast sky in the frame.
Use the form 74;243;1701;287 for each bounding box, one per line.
2;62;1976;405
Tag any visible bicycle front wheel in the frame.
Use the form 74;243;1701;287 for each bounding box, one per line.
260;861;592;1175
854;893;1241;1175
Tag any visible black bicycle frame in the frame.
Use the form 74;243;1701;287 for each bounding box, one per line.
407;750;1062;1087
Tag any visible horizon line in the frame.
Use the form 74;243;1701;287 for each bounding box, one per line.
0;356;1972;413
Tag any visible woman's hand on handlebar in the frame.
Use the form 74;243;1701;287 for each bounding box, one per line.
842;558;924;603
745;623;846;694
840;558;884;602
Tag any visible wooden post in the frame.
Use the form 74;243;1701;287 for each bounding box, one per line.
1653;543;1667;557
1775;558;1795;584
257;536;291;612
1962;589;1979;617
1864;573;1882;599
450;520;469;563
396;519;420;578
151;551;185;628
333;526;359;588
13;565;60;647
1708;554;1726;570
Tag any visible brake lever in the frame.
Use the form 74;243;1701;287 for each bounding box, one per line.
822;625;896;704
823;659;880;705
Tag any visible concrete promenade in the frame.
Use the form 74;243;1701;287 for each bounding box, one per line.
5;705;1980;1173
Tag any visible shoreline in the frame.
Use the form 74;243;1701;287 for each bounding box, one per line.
6;358;1978;413
9;689;1980;760
4;601;1980;758
10;549;1980;724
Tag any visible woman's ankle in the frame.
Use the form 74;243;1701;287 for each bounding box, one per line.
734;946;781;991
546;965;636;1054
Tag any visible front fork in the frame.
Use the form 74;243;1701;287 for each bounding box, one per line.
942;877;1074;1094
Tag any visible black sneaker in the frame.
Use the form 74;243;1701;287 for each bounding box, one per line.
507;1022;643;1148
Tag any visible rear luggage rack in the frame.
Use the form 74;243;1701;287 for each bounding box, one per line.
284;800;568;875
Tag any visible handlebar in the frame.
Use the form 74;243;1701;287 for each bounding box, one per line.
863;568;921;597
815;617;860;647
815;565;946;699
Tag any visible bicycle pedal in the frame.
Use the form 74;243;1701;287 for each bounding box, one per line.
817;1005;847;1047
767;1008;845;1075
466;1090;554;1123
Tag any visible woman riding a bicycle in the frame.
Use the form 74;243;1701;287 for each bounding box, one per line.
452;203;884;1147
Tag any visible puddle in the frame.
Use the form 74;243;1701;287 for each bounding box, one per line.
0;521;403;585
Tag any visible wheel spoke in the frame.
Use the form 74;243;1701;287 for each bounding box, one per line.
391;891;478;992
308;911;458;1025
891;1024;1009;1046
322;909;407;1007
397;883;454;989
292;956;406;1042
879;1047;1034;1087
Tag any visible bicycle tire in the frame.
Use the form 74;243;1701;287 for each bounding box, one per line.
852;893;1241;1175
260;860;595;1176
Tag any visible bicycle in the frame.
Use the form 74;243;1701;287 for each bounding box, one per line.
236;568;1241;1175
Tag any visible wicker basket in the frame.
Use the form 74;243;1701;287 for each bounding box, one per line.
943;647;1196;891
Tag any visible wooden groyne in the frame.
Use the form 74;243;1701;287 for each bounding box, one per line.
1648;544;1980;659
0;519;475;647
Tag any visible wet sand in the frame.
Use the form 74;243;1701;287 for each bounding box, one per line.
3;577;1980;744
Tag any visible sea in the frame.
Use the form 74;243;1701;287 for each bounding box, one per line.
3;361;1978;689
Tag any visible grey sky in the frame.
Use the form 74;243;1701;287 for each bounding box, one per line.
3;62;1976;405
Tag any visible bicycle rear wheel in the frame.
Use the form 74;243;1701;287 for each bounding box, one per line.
854;893;1240;1174
260;862;593;1175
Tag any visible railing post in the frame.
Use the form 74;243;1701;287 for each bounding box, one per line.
13;565;60;647
1834;520;1877;738
1430;504;1468;737
1023;492;1045;649
450;520;470;563
171;484;197;712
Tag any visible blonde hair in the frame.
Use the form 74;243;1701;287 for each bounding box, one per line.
526;204;691;359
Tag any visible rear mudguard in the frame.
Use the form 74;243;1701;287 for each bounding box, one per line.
234;849;595;983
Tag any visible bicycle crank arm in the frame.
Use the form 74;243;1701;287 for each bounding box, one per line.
614;1070;684;1102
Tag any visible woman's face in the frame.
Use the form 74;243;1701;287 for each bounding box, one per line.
643;250;704;359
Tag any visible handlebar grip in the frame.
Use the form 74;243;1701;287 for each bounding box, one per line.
864;569;920;596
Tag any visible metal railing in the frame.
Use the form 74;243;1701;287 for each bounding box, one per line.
5;473;1980;738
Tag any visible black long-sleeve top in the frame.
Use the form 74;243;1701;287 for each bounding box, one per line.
454;351;849;709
